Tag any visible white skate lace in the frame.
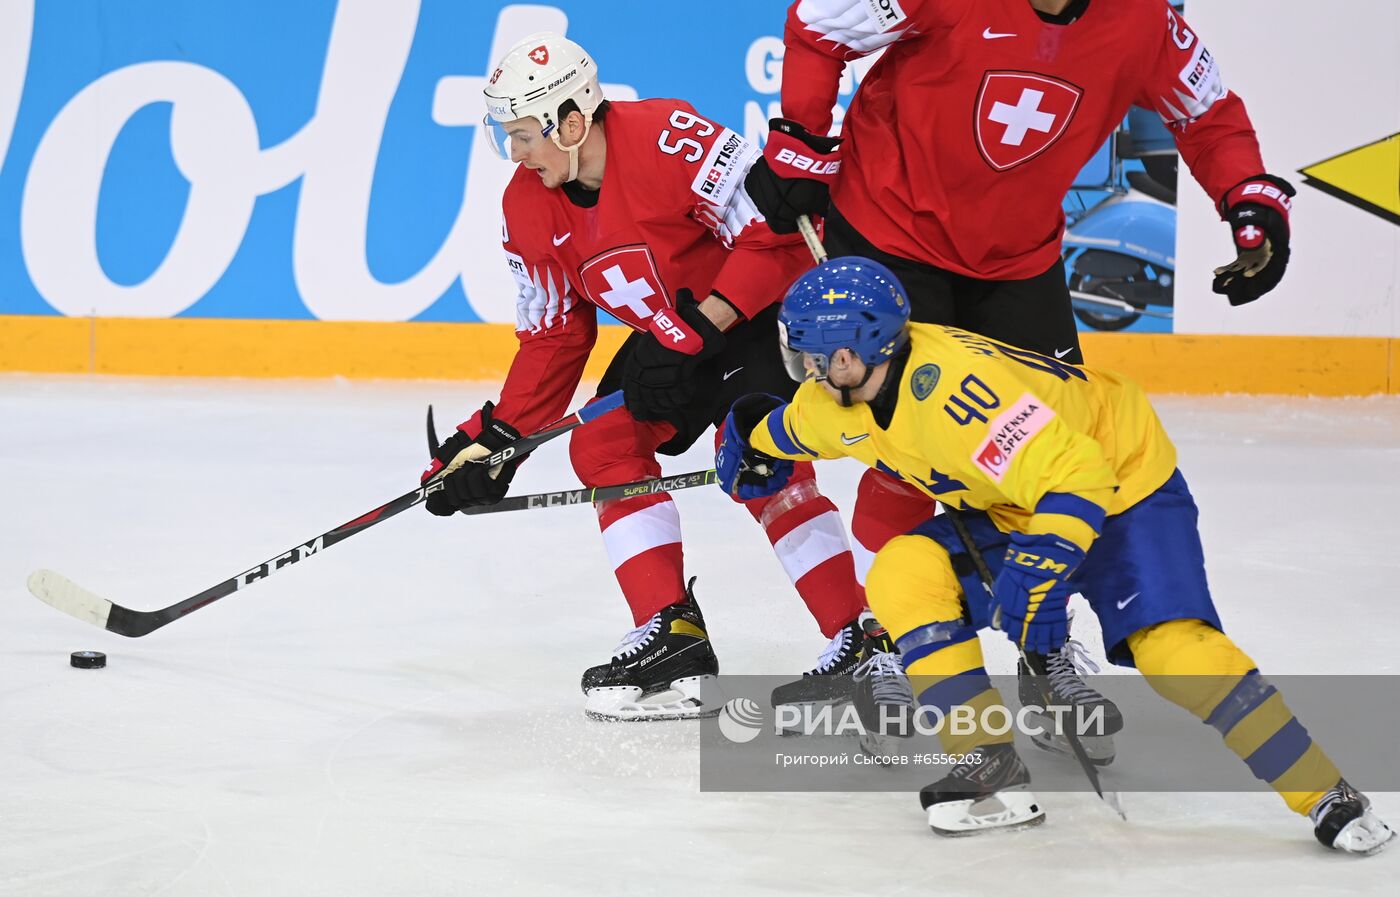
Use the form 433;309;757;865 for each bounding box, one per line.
1310;780;1362;824
1044;639;1105;703
854;651;914;706
809;627;854;675
611;615;661;659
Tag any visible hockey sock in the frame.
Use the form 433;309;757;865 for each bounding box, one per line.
869;534;1010;754
1129;619;1342;815
851;466;939;585
596;493;686;626
742;463;863;638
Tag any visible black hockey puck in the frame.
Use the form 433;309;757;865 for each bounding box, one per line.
70;650;106;669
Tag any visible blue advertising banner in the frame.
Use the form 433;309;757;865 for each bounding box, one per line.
0;1;1175;332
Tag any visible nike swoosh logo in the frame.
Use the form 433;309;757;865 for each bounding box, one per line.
840;432;869;445
1116;592;1140;610
722;367;744;381
1054;348;1074;359
982;28;1017;39
552;233;571;246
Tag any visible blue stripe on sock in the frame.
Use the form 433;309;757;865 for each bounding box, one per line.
1244;717;1313;784
1204;670;1276;736
918;668;991;713
896;621;975;666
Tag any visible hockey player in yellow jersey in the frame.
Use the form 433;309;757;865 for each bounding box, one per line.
714;256;1394;854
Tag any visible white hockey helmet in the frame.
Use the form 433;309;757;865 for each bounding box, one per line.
482;32;603;175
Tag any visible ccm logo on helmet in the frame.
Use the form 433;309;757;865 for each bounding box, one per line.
774;147;840;176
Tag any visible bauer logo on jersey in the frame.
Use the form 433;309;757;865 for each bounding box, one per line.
690;128;758;207
972;392;1056;480
974;72;1083;172
578;245;669;328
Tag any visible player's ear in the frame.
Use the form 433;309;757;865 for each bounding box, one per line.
560;108;586;144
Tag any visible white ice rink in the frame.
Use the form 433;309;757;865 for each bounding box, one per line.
2;375;1397;896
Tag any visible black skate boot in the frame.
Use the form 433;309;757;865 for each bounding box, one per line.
1310;779;1396;856
581;578;721;721
919;742;1045;836
853;615;916;759
1018;631;1123;765
770;619;862;731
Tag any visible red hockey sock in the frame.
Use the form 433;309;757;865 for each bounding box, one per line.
597;493;686;625
744;464;863;638
851;466;939;585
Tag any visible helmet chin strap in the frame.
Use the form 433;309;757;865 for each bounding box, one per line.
835;364;877;408
550;113;595;183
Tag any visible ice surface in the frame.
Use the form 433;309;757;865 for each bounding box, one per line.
2;375;1397;896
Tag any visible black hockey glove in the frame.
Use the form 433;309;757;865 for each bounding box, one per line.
1212;174;1295;306
743;118;842;234
622;290;727;421
421;401;522;515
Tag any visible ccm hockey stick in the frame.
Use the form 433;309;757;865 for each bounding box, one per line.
426;403;717;514
26;392;625;638
797;214;1125;818
944;507;1127;821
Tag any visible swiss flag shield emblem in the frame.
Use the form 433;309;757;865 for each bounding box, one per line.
528;45;550;65
578;245;669;330
974;71;1082;172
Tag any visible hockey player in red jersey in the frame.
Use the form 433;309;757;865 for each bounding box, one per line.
421;33;873;720
744;0;1296;715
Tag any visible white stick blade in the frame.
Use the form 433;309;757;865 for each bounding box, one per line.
26;569;114;629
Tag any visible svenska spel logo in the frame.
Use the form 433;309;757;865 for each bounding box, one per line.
717;697;764;743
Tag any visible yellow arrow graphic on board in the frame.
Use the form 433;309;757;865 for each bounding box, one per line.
1298;133;1400;226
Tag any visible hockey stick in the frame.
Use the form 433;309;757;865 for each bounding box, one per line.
462;468;717;514
424;400;718;514
25;391;625;638
943;507;1128;820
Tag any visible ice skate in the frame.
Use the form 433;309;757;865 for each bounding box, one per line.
1310;779;1396;856
852;616;916;760
771;618;862;712
1018;630;1123;765
919;743;1045;836
581;578;721;721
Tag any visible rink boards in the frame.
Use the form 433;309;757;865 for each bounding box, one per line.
0;314;1395;396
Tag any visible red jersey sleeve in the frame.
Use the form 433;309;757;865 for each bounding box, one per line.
780;0;943;134
1137;2;1265;209
649;101;812;319
460;201;598;439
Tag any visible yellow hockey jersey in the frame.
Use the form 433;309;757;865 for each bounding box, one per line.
749;324;1179;551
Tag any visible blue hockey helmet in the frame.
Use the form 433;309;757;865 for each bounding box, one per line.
778;256;910;385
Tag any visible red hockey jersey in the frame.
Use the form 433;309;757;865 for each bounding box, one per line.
781;0;1266;279
475;99;810;437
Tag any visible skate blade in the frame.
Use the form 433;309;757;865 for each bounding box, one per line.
857;731;910;765
1334;814;1398;856
927;789;1045;837
1027;731;1115;766
583;675;722;722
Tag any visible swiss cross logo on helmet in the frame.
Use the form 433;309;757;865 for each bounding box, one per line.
529;45;549;65
974;71;1083;172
